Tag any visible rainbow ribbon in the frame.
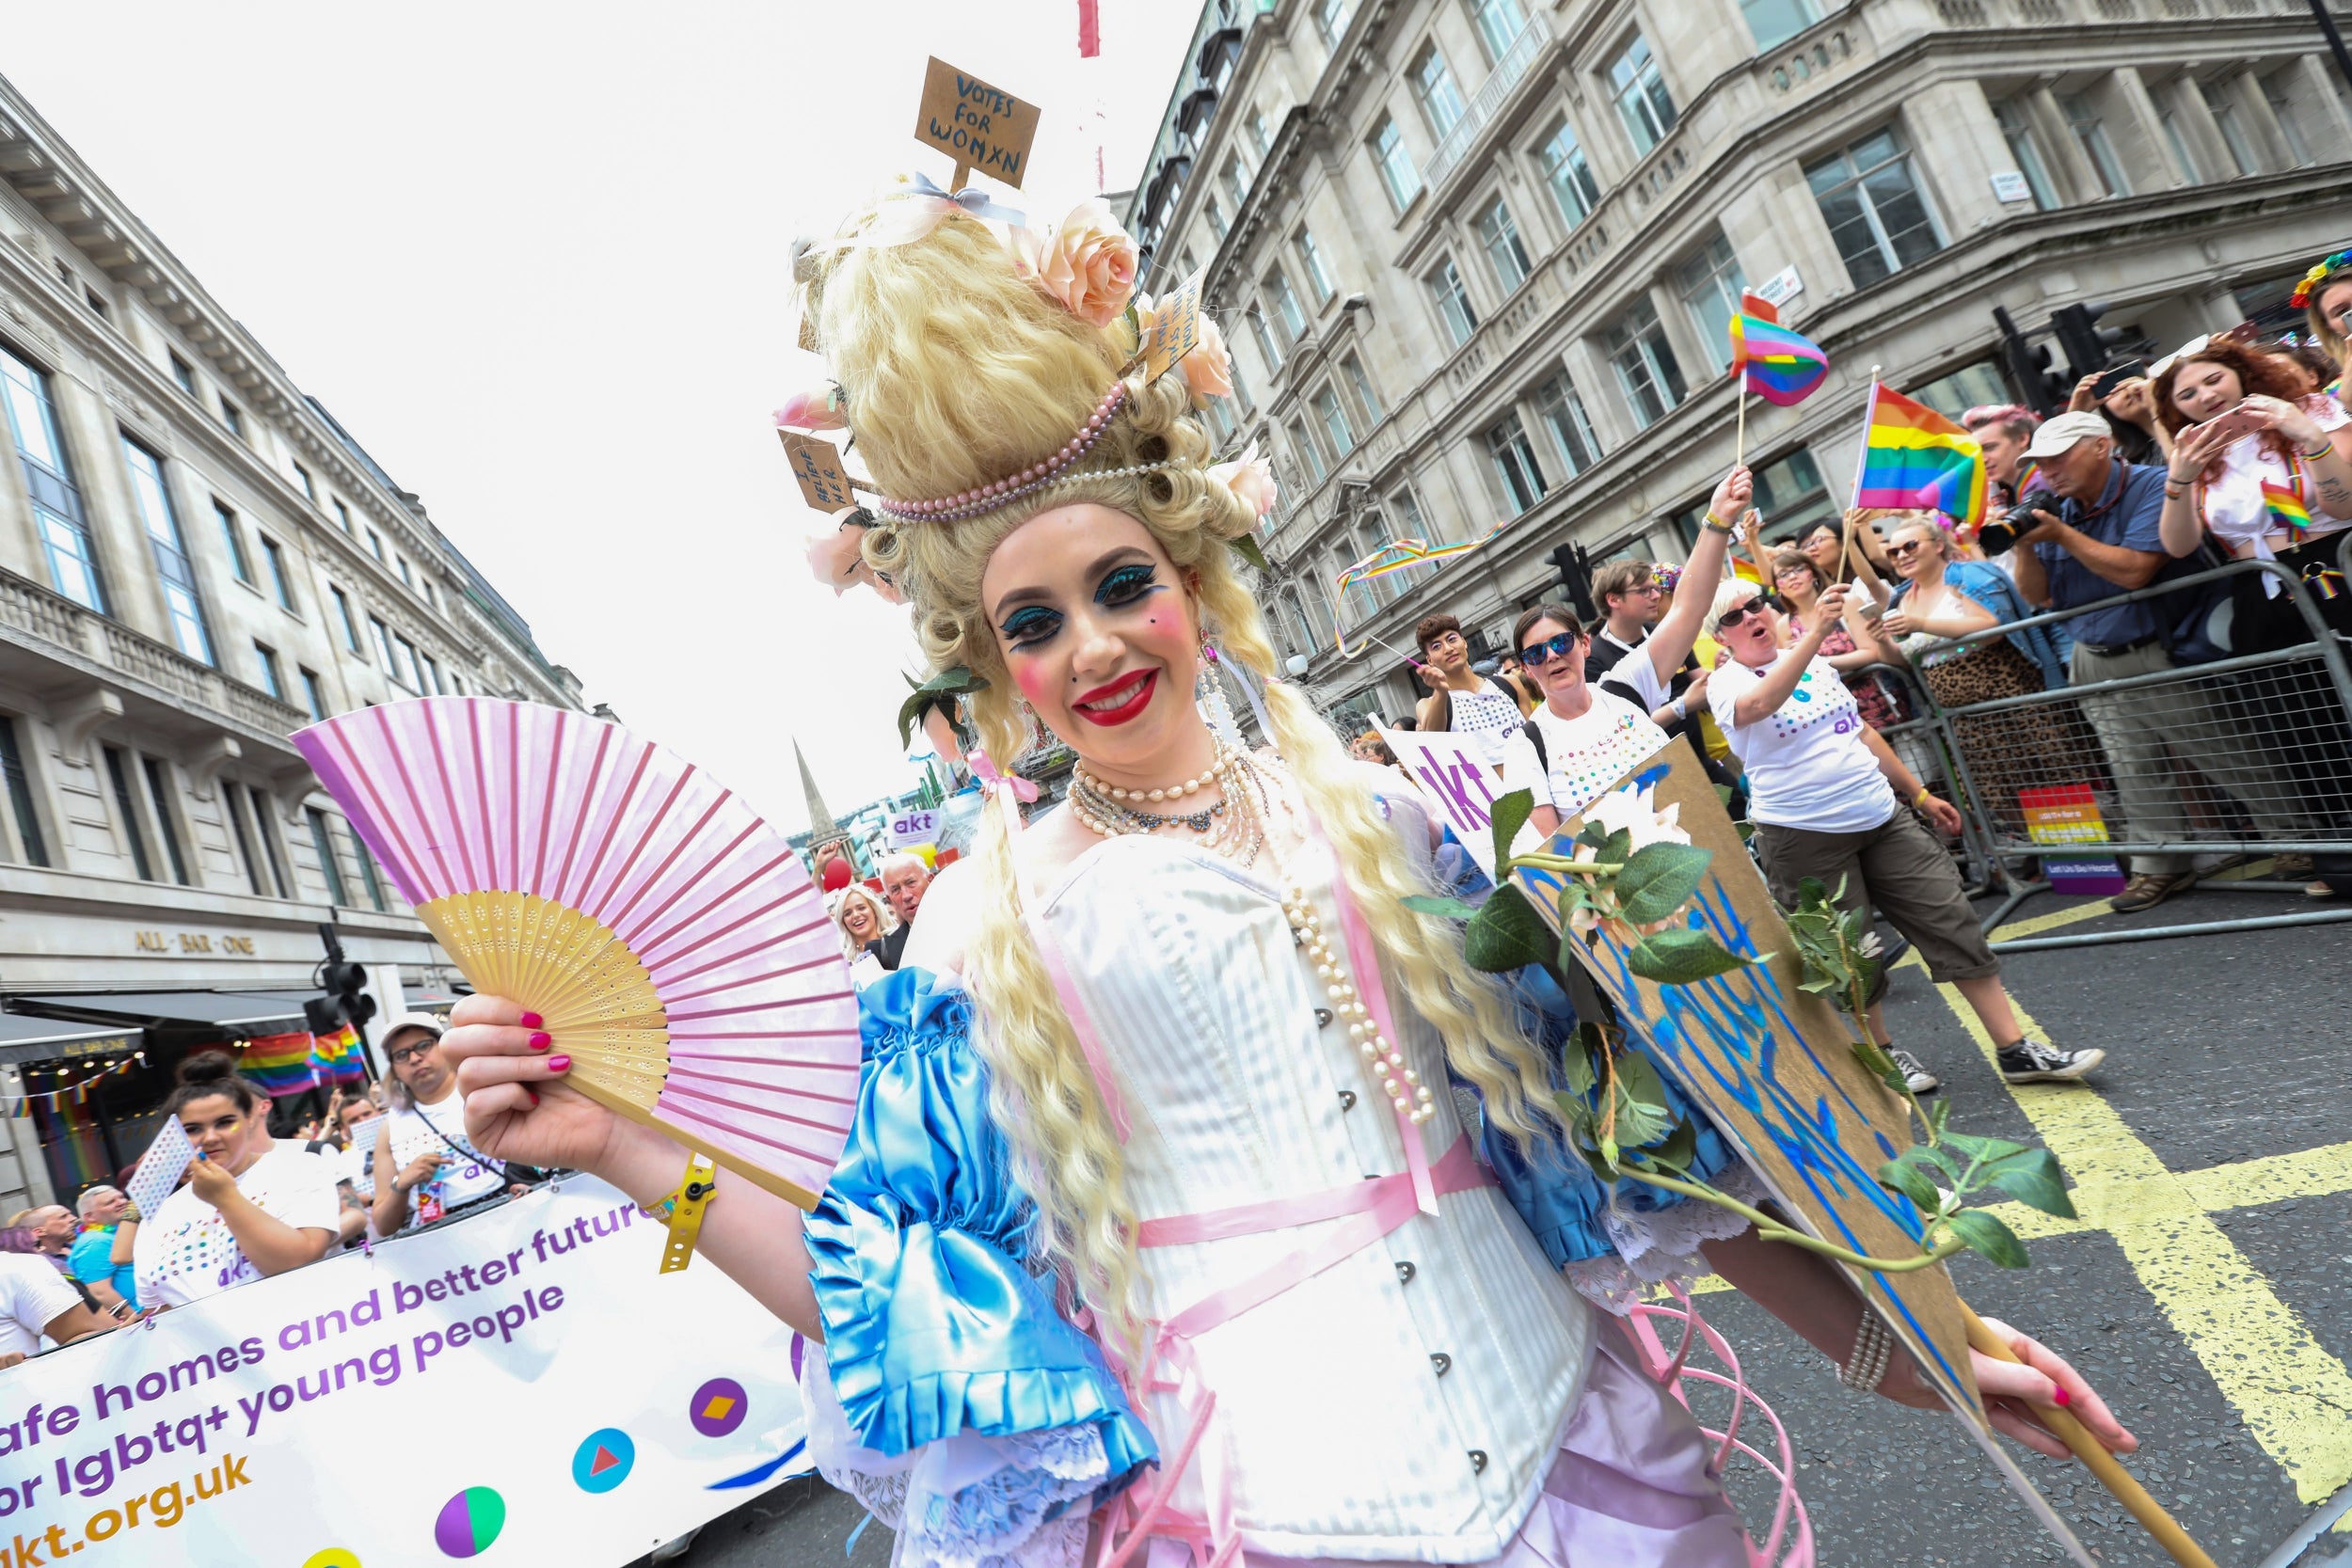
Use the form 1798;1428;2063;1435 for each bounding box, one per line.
2263;477;2312;538
1328;519;1517;654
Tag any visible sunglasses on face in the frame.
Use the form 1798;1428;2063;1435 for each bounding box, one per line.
1887;539;1929;559
1716;594;1783;631
1518;631;1580;668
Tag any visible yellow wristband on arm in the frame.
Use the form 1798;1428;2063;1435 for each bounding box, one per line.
1912;785;1932;806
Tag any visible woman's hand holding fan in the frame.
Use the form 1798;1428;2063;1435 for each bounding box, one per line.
440;994;664;1178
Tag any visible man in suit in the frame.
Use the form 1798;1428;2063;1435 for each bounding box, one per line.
876;854;932;971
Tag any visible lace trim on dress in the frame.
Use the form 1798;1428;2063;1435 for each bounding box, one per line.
1565;1164;1771;1315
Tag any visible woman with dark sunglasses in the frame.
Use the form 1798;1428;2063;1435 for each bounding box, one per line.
1500;467;1747;840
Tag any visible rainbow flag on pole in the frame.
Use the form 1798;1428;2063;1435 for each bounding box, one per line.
1728;312;1829;406
1852;383;1987;531
237;1030;321;1098
2262;478;2312;537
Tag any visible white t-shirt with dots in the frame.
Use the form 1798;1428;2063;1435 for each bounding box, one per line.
1499;685;1673;824
1708;653;1899;833
133;1145;342;1309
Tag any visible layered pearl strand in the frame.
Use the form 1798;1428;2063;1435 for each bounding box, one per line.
1075;759;1216;803
1068;742;1266;867
1280;871;1438;1126
877;384;1130;524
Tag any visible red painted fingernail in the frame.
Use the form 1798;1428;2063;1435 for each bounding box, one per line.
527;1089;541;1107
529;1031;552;1051
519;1011;544;1029
2052;1386;2071;1407
547;1054;570;1073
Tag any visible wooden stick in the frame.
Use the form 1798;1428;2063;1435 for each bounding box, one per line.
1735;376;1749;472
1961;1304;2218;1568
950;160;971;193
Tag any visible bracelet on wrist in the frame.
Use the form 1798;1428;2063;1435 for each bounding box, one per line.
2304;442;2333;461
1701;512;1733;536
1912;784;1932;806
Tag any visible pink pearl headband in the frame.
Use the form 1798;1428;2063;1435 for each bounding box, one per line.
876;383;1130;524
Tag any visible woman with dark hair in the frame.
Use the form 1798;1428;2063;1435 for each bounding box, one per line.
131;1051;339;1307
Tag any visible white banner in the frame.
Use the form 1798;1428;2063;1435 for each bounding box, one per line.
1378;724;1504;878
0;1178;812;1567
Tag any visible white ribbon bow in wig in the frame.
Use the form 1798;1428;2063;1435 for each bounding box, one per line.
823;172;1030;252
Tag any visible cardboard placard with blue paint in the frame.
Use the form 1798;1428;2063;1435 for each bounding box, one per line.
1512;738;1984;1423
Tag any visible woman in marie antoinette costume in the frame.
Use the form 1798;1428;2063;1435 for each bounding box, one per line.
442;182;2131;1567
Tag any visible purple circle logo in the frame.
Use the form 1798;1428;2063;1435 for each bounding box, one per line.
689;1376;747;1437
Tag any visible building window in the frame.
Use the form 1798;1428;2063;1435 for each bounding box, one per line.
2264;72;2315;166
299;666;328;721
1206;196;1229;242
1371;116;1422;210
1430;258;1479;346
247;785;289;898
1248;307;1284;373
1295;229;1336;303
420;652;443;695
1740;0;1820;51
2206;87;2259;177
1248;110;1274;159
0;718;46;868
1469;0;1528;63
101;747;155;881
293;462;317;501
1314;0;1355;46
140;756;187;883
346;817;387;911
81;284;107;320
1313;385;1356;454
1994;101;2059;211
1534;372;1601;476
2157;89;2202;183
1;344;106;612
1605;299;1687;427
1677;233;1747;373
1343;353;1383;421
1412;46;1468;138
306;806;349;906
2065;93;2130;198
1265;270;1309;344
1229;350;1254;412
220;777;263;895
262;534;297;611
397;555;415;591
215;500;254;583
169;355;197;397
1476;198;1532;292
1610;34;1677;154
368;529;386;562
252;640;285;701
1537;119;1603;227
394;634;421;689
331;585;363;653
1221;156;1249;212
1288;419;1327;485
1804;127;1943;289
122;438;215;666
1486;413;1548;513
220;402;246;442
331;498;353;533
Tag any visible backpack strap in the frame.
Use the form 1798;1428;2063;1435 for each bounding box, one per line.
1520;718;1548;773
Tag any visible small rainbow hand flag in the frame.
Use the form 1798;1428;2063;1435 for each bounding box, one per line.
1853;385;1987;531
1729;312;1829;406
2262;478;2312;536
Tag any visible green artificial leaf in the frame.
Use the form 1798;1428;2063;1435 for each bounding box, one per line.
1945;1209;2030;1269
1614;842;1716;926
1985;1149;2077;1219
1562;1024;1599;1097
1628;928;1756;986
1577;819;1613;851
1227;533;1271;574
1879;1156;1942;1215
1907;1142;1964;1180
1926;1099;1951;1138
894;665;989;749
1463;883;1553;973
1736;819;1756;844
1714;783;1736;807
1796;974;1841;996
1600;828;1632;867
1644;1117;1700;1174
1606;1051;1677;1152
1796;875;1831;910
1489;788;1535;874
1401;894;1481;922
1940;1132;2029;1164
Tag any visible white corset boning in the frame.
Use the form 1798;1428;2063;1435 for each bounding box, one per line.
1035;834;1593;1562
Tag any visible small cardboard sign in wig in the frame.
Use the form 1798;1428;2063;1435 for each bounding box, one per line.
1512;738;1984;1423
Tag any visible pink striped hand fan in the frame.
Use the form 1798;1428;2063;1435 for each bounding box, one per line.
294;698;858;1210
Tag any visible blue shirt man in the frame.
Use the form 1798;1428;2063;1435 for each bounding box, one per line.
2010;413;2175;651
65;1186;135;1309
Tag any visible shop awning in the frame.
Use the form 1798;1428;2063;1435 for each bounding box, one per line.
0;1011;143;1069
9;990;321;1037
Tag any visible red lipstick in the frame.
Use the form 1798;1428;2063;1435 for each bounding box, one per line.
1072;670;1157;726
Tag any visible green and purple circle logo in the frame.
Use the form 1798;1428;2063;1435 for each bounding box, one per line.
433;1486;506;1558
689;1376;747;1437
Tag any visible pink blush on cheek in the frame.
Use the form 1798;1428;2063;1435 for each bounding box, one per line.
1010;664;1052;705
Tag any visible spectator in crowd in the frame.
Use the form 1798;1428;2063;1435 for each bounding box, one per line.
1772;546;1905;731
1706;577;2105;1089
1583;561;1666;681
133;1051;340;1308
2010;411;2311;911
0;1250;108;1369
371;1014;516;1236
1411;613;1537;768
68;1186;136;1314
876;853;932;971
1348;731;1407;774
1963;404;2044;511
834;883;893;990
2299;249;2352;392
1502;465;1744;840
2069;373;2168;466
17;1205;73;1274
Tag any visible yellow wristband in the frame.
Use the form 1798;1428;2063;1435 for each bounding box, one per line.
1701;512;1733;536
1912;785;1932;806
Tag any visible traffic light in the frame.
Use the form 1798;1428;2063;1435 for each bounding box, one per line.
310;923;375;1035
1992;306;2067;416
2051;301;2137;385
1549;542;1596;624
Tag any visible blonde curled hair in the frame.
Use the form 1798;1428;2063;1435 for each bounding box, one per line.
806;201;1559;1356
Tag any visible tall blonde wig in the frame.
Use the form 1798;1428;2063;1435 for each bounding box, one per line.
804;201;1559;1355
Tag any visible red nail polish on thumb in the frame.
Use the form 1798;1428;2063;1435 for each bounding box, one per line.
526;1089;541;1107
2051;1386;2071;1407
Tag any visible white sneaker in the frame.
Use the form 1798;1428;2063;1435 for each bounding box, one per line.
1890;1049;1940;1094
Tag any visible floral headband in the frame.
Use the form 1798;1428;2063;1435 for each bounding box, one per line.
2291;248;2352;309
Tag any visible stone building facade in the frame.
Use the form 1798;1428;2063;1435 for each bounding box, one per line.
0;75;590;1206
1123;0;2352;727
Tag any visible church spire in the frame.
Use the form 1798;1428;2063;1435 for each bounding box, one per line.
796;738;840;837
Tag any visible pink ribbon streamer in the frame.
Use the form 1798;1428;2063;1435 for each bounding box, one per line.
969;748;1039;840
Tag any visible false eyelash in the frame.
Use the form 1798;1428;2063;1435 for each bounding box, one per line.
1098;563;1160;604
999;607;1062;647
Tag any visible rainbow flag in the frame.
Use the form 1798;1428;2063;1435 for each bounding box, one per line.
310;1022;368;1089
1852;384;1987;531
2263;478;2312;536
237;1030;320;1098
1728;312;1829;406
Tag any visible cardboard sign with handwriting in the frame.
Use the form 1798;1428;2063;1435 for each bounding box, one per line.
915;57;1041;189
1512;738;1984;1423
1143;271;1207;383
779;432;857;513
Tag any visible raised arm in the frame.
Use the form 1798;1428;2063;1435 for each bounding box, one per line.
1728;587;1846;728
1646;466;1751;683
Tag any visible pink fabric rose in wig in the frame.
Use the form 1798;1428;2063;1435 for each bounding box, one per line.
1179;314;1234;406
1208;442;1279;519
1017;199;1138;327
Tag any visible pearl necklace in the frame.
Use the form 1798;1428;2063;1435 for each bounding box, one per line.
1073;759;1216;803
1068;742;1267;867
1277;859;1438;1127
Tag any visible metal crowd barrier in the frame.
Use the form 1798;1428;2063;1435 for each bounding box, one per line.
1883;556;2352;953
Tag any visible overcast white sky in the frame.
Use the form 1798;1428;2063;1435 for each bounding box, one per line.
1;0;1200;833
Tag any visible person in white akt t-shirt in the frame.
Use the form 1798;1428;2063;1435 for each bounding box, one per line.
0;1250;106;1367
371;1013;523;1236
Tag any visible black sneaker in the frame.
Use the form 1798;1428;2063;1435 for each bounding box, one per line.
1997;1039;2104;1084
1891;1049;1940;1094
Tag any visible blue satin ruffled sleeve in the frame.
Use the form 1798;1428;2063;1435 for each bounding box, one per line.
804;966;1157;1495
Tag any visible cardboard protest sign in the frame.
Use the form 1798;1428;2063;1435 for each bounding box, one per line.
1377;723;1502;878
1511;738;1982;1422
778;432;858;513
1142;271;1206;383
914;58;1041;189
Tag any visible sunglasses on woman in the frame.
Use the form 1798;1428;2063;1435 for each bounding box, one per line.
1716;593;1784;631
1886;539;1929;559
1518;631;1580;667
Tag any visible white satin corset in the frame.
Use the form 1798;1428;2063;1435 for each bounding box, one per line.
1034;834;1594;1562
